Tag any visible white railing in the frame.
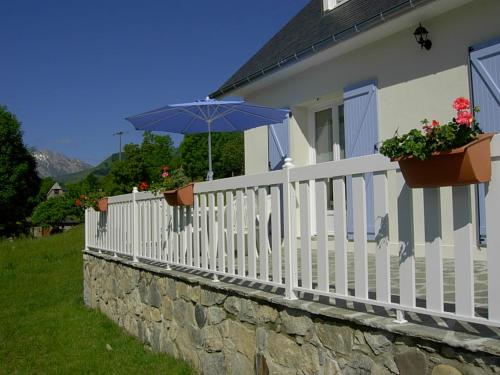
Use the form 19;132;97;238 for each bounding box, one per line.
85;135;500;329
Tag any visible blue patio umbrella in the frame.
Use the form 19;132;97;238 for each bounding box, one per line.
126;98;289;180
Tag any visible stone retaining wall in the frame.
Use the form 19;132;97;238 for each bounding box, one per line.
83;252;500;374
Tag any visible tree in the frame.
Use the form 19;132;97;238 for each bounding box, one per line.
104;132;177;195
34;176;56;206
179;132;244;180
31;196;79;228
0;106;41;236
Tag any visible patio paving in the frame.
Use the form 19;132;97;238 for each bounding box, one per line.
289;251;489;312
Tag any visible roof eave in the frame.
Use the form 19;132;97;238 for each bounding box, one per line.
210;0;471;99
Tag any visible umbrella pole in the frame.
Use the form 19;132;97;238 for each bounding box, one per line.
207;120;214;181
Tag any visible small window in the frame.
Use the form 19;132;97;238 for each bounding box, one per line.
315;109;333;163
323;0;350;12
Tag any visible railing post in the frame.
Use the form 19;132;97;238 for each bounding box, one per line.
132;187;139;263
283;157;297;300
84;209;89;251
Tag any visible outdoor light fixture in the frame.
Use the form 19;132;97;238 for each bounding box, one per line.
413;23;432;50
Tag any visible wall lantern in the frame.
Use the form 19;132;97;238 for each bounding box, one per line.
413;23;432;50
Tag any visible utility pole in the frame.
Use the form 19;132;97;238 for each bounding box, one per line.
113;131;126;161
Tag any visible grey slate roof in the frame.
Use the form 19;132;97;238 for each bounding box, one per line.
211;0;429;98
50;182;62;191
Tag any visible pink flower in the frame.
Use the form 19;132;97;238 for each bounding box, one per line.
431;120;440;127
162;172;169;178
453;97;470;111
456;111;474;126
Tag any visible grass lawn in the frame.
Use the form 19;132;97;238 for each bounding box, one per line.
0;226;194;375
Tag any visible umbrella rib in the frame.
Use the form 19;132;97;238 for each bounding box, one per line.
182;116;198;133
127;105;179;119
221;115;239;131
210;106;239;122
135;111;188;130
195;104;210;122
178;106;208;122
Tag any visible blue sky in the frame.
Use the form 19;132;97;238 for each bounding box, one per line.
1;0;308;165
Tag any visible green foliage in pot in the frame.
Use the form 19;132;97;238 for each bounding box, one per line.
149;166;191;194
379;97;483;161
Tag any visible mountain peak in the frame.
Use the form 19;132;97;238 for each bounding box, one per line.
33;149;93;178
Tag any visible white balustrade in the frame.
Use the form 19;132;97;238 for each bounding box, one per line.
85;135;500;329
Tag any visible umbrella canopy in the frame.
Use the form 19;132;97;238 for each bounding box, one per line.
126;98;289;180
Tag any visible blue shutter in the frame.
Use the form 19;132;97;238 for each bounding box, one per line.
344;81;379;239
268;118;290;170
470;39;500;243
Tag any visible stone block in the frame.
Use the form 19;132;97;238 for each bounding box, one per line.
258;304;278;323
342;353;375;375
207;306;227;325
160;296;173;320
175;323;203;350
195;303;207;328
224;296;241;316
200;289;226;306
172;298;195;326
226;351;254;375
431;364;463;375
176;282;190;301
190;285;201;303
200;352;226;375
256;327;268;352
220;320;256;360
315;322;353;355
149;279;161;308
394;348;427;375
202;325;224;353
364;331;392;355
255;352;269;375
300;343;321;374
280;309;313;336
267;331;302;368
150;307;162;322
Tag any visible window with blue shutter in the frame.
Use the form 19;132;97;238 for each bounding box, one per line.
470;39;500;243
344;81;379;239
268;117;290;171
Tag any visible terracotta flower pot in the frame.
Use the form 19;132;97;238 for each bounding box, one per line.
396;133;494;188
163;183;194;206
96;197;108;212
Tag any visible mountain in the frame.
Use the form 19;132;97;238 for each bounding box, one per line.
33;149;93;178
56;153;120;184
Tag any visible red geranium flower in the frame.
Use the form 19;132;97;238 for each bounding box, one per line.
453;97;470;111
139;181;149;191
456;111;474;126
75;199;81;206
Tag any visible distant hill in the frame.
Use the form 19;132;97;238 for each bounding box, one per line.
33;149;93;178
56;153;119;184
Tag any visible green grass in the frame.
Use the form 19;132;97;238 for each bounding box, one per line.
0;226;194;375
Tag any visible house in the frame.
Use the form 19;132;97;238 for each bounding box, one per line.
83;2;500;369
211;0;500;254
46;182;64;198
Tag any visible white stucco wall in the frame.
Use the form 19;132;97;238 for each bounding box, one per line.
235;0;500;255
243;0;500;162
244;126;269;175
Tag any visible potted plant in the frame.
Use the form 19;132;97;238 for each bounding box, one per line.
379;97;494;188
150;166;193;206
75;191;108;212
